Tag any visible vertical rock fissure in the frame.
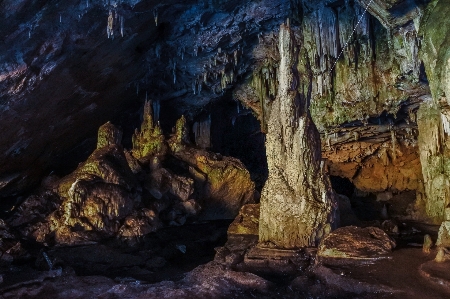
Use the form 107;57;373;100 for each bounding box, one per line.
258;22;338;249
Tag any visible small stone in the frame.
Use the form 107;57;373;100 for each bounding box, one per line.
423;234;433;254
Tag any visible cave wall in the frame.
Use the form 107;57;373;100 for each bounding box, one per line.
416;0;450;223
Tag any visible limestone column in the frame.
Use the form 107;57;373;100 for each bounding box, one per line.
258;22;338;249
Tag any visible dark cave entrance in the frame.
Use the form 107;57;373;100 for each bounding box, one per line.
208;99;268;192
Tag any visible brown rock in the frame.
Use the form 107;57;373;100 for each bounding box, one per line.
228;204;260;236
318;226;396;259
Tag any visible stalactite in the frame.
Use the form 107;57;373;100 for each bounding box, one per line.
172;61;177;84
107;10;114;39
120;15;124;37
391;130;397;162
441;112;450;138
153;8;158;26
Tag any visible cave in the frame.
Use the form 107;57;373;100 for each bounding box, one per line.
1;0;450;298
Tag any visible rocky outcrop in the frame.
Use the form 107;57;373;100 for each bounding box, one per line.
10;105;256;244
258;22;338;249
317;226;396;260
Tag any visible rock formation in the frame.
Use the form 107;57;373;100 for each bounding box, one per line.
258;21;338;249
132;100;167;163
169;116;256;220
416;0;450;223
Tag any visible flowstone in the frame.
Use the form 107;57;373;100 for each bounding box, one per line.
258;22;338;249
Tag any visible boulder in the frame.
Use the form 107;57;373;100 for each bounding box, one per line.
169;117;256;220
318;226;396;260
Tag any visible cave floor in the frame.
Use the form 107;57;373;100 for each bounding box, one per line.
1;221;450;299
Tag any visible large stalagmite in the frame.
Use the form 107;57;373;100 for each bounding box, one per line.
258;22;338;249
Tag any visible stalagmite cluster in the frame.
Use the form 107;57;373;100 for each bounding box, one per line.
132;100;167;162
258;21;338;249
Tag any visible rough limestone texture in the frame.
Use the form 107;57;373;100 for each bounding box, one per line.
417;0;450;223
228;204;260;236
258;23;338;249
318;226;396;259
